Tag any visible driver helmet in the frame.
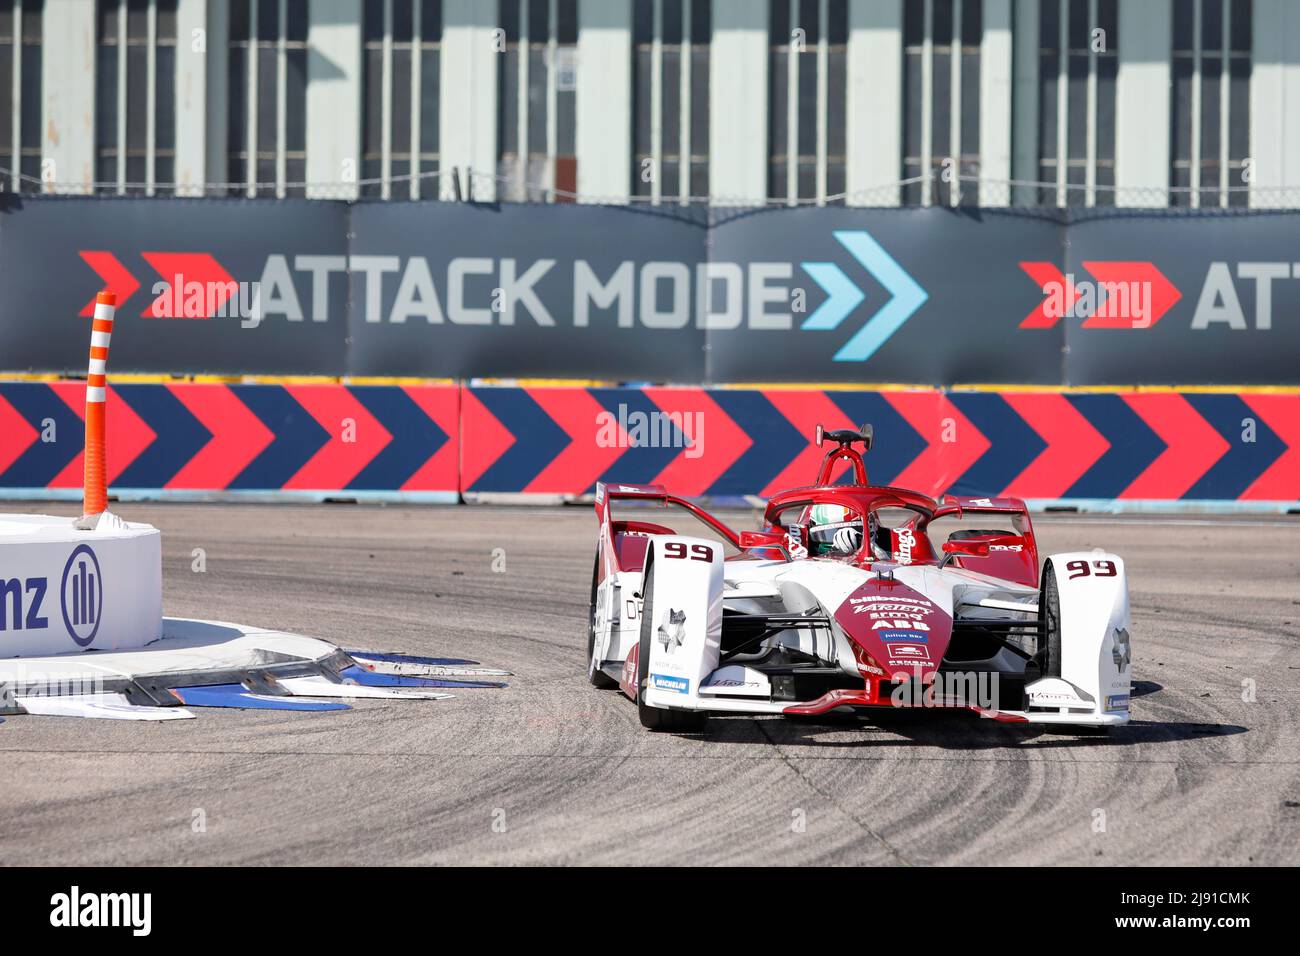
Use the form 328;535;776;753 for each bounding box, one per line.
808;503;863;556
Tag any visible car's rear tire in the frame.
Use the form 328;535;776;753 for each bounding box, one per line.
1037;563;1063;679
636;561;708;733
587;551;618;688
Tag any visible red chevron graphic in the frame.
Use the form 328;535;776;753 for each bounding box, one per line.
1000;393;1109;498
46;383;156;488
645;387;752;496
884;391;990;497
760;391;859;495
166;384;274;489
1119;393;1229;499
78;251;141;316
141;252;239;318
0;392;38;476
1018;262;1077;329
524;388;627;494
400;386;460;492
1239;394;1300;501
1019;261;1180;329
1082;261;1181;328
459;388;515;491
282;385;392;490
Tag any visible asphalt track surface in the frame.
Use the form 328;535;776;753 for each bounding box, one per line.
1;501;1298;866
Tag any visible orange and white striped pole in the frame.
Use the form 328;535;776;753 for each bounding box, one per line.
82;291;116;521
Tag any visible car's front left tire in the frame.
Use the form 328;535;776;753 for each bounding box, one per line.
636;560;708;733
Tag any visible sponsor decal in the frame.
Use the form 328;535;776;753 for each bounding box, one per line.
886;643;929;659
656;608;686;654
706;679;761;688
880;630;928;644
895;527;915;565
652;673;689;694
1111;626;1131;670
60;545;103;647
1106;693;1131;711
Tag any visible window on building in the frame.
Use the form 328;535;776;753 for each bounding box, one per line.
1171;0;1251;208
0;0;42;193
228;0;307;198
362;0;442;200
94;0;177;196
769;0;847;204
1036;0;1117;206
902;0;981;206
632;0;710;203
497;0;577;203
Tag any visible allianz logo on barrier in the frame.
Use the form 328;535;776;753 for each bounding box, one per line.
0;544;103;647
78;229;928;362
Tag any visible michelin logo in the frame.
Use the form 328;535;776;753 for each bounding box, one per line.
651;673;690;694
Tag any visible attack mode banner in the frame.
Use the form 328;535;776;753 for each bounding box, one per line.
1;196;1299;385
0;196;350;375
1057;210;1300;385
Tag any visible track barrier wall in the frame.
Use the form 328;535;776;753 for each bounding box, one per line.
4;197;1300;385
0;382;1295;511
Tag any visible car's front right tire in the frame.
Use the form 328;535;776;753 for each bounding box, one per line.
587;551;618;688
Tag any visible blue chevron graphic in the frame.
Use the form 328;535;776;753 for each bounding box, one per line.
1183;394;1286;500
112;384;213;488
347;387;448;491
800;263;866;331
587;388;687;489
947;393;1047;497
1064;395;1166;499
703;390;805;496
825;392;928;485
800;230;928;362
0;384;84;486
227;385;330;489
467;387;570;492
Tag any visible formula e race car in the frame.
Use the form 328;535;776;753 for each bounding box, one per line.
586;424;1133;733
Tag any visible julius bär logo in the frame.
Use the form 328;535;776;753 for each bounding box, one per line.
61;544;103;646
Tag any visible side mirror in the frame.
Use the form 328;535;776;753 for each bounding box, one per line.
739;530;786;550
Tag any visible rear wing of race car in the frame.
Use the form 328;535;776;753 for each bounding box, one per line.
934;494;1039;587
594;482;740;574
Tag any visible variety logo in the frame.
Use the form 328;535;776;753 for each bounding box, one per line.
61;545;103;647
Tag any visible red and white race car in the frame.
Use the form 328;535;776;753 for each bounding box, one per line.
586;425;1132;733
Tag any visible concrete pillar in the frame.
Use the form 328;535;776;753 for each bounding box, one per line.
41;0;96;194
440;0;499;201
979;0;1013;205
1115;0;1172;206
306;0;363;199
846;0;901;206
709;0;768;204
175;0;214;196
575;0;631;203
1010;0;1039;205
1250;0;1300;207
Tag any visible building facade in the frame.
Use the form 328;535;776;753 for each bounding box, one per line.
4;0;1298;206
